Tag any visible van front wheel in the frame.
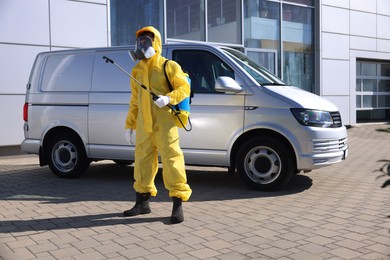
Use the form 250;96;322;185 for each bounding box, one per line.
46;133;90;178
237;137;294;191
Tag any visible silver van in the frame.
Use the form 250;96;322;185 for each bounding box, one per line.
22;43;348;191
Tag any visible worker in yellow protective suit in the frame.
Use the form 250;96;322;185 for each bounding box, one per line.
123;26;192;224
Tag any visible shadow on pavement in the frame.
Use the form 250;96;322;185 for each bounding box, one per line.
0;162;313;233
1;213;174;234
0;162;312;204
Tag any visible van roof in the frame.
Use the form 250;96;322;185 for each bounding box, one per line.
39;42;229;55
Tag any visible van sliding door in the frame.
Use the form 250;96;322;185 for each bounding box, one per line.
88;50;136;160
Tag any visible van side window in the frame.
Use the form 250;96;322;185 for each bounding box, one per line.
173;50;234;93
92;51;137;92
41;53;94;92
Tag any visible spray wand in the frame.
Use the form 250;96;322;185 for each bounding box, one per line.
103;55;191;131
102;56;163;101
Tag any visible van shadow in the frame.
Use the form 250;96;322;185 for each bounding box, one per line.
0;162;313;204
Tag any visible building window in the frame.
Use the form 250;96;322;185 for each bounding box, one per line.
244;0;315;92
110;0;164;46
207;0;242;44
246;49;277;75
109;0;316;93
244;0;280;75
285;0;314;5
356;60;390;122
167;0;242;44
282;3;314;92
244;1;280;52
167;0;205;41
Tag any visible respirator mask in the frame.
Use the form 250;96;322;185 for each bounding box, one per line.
129;35;156;61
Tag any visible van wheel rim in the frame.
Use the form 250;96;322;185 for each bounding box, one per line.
52;141;77;172
244;146;281;184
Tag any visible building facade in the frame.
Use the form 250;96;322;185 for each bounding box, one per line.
0;0;389;149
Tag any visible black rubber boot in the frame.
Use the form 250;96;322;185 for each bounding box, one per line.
123;193;151;217
170;197;184;224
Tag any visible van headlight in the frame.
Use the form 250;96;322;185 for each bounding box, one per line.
290;108;333;127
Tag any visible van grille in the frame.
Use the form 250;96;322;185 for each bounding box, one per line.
313;137;347;152
330;112;342;127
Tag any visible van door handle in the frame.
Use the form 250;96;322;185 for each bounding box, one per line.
245;106;258;110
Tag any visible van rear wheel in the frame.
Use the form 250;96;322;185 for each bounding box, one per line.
46;133;90;178
237;137;294;191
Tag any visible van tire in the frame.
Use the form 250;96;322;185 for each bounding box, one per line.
237;136;294;191
46;133;90;178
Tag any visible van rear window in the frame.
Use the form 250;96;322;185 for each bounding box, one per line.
41;53;94;92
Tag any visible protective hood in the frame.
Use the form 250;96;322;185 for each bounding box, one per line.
126;26;190;133
136;26;162;56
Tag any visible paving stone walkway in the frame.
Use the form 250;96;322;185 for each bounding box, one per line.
0;124;389;259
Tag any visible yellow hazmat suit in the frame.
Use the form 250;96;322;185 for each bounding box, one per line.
125;26;192;202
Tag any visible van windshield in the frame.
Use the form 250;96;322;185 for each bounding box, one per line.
222;48;285;86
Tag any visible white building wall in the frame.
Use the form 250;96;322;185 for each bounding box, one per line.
0;0;108;147
320;0;390;125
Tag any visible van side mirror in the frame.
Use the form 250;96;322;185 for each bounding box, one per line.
215;76;243;93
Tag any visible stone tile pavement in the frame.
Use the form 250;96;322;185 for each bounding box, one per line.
0;124;389;260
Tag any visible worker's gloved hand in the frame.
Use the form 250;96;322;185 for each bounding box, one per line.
125;129;135;145
154;95;170;108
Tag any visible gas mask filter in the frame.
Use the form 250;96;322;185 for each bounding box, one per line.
129;35;156;61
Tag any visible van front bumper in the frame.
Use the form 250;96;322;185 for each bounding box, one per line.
298;145;348;170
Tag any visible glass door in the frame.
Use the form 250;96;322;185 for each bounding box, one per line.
245;48;277;76
356;60;390;122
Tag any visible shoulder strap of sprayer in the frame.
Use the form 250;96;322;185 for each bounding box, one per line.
163;60;180;113
163;60;192;131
